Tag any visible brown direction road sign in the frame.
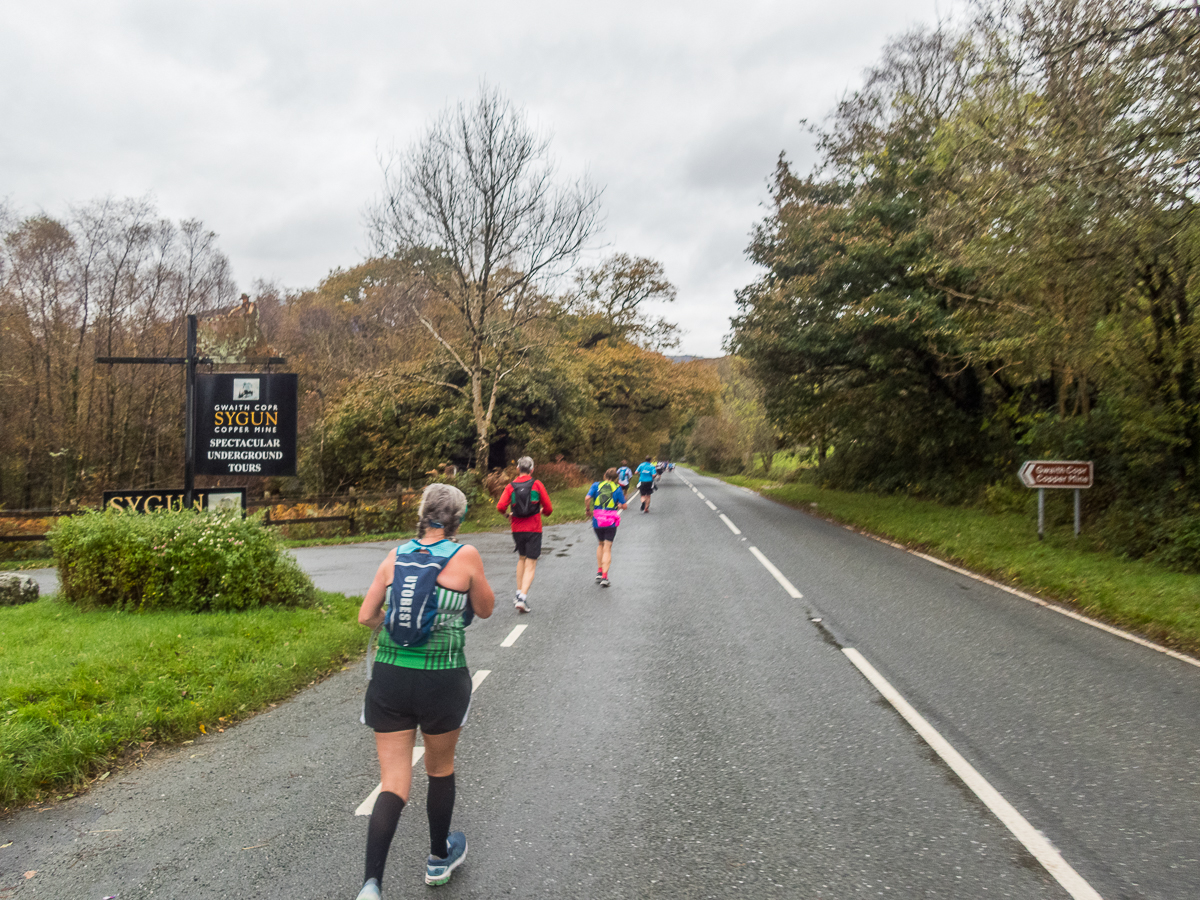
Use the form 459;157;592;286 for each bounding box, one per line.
1018;460;1093;489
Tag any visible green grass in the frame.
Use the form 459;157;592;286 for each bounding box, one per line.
0;556;54;571
0;489;594;810
0;591;367;810
707;471;1200;655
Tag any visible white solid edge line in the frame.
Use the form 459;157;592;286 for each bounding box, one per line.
356;746;427;816
500;624;527;647
748;546;803;598
705;499;717;511
841;648;1104;900
719;513;742;535
863;533;1200;670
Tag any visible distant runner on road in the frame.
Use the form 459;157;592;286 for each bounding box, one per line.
635;456;657;513
616;459;633;493
354;483;496;899
586;467;627;587
495;456;553;613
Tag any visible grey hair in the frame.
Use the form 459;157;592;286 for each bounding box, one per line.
417;483;468;539
517;456;534;473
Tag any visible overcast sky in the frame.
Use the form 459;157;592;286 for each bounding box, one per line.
2;0;947;357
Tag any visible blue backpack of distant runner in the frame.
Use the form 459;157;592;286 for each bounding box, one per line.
384;539;468;646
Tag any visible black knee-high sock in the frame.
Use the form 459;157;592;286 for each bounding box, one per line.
364;790;405;884
427;773;456;858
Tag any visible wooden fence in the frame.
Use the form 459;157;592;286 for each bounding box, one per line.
0;490;421;544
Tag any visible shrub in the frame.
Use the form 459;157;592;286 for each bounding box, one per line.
1152;513;1200;573
532;459;592;492
50;508;316;611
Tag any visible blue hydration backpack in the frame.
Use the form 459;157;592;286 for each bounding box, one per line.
384;539;468;646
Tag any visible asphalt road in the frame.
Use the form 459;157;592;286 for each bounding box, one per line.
4;469;1198;899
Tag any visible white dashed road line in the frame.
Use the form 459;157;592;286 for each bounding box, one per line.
356;669;494;816
500;625;527;647
704;499;717;511
842;649;1105;900
355;746;426;816
747;546;803;598
686;468;1108;899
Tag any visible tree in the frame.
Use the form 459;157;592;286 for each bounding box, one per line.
566;253;680;351
367;84;602;469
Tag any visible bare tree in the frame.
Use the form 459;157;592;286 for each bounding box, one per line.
367;84;602;469
568;253;681;351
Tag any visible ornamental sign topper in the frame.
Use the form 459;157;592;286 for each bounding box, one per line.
193;373;297;476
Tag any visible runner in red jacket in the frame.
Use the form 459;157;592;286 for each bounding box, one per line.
495;456;553;613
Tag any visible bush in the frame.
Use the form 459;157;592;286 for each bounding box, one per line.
1152;513;1200;573
50;509;316;611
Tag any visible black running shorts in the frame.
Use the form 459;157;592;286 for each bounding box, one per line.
511;531;543;559
593;524;617;542
638;482;653;496
364;663;472;734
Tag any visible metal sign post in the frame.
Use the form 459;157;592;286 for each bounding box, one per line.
96;314;286;509
1018;460;1093;540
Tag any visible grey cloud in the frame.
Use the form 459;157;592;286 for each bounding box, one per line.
2;0;948;359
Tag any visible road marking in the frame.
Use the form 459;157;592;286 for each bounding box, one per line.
841;649;1104;900
357;670;493;816
748;546;803;598
355;747;426;816
500;625;527;647
863;534;1200;670
696;491;706;500
719;514;742;535
705;499;717;510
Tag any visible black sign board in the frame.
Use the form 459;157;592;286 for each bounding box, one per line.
193;373;298;476
104;488;247;513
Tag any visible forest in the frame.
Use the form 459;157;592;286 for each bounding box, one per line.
729;0;1200;567
0;199;717;509
4;0;1199;570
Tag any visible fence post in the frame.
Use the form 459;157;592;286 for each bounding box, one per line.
348;487;358;536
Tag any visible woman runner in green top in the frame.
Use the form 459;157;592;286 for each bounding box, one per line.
355;484;495;899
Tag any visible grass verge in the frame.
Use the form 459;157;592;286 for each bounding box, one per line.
0;557;53;572
0;590;367;811
1;489;594;812
708;472;1200;656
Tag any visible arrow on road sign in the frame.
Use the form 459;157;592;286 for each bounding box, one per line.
1018;460;1093;489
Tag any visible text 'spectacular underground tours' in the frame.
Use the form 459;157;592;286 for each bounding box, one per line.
193;373;297;476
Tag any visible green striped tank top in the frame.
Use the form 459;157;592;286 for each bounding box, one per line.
376;581;471;670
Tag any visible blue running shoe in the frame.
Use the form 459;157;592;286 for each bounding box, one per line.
354;877;381;900
425;831;467;886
